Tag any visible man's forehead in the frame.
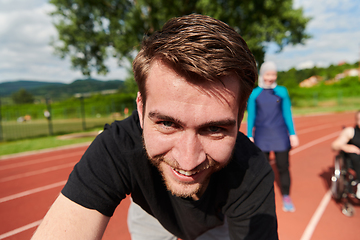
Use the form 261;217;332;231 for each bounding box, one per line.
147;60;240;100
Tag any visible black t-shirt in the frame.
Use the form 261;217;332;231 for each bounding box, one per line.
348;125;360;147
62;111;278;240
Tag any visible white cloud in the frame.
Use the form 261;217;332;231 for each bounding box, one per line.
0;0;128;83
266;0;360;71
0;0;359;83
297;61;315;69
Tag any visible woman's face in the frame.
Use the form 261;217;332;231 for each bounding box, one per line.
262;70;277;86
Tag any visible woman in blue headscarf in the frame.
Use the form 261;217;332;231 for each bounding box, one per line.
247;61;299;212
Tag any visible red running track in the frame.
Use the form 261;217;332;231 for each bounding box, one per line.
1;111;359;240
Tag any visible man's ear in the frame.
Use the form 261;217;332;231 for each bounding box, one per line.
136;92;144;128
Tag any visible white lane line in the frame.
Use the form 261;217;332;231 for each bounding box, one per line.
269;131;340;240
0;180;66;203
290;131;341;155
269;131;340;165
0;162;76;182
295;132;339;239
300;190;332;240
296;124;334;134
290;132;339;240
0;151;84;171
0;220;42;239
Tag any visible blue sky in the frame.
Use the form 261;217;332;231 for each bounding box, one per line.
0;0;359;83
266;0;360;70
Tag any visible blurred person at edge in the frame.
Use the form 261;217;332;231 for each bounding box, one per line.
332;110;360;199
247;61;299;212
31;14;278;240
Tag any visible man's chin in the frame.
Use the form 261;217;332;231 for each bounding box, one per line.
164;179;202;199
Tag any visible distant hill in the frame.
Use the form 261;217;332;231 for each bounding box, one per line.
0;80;65;96
0;79;125;100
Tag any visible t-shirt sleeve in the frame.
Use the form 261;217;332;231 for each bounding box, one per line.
225;135;278;239
61;122;133;217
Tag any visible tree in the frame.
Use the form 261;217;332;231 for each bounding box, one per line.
11;88;35;104
49;0;310;76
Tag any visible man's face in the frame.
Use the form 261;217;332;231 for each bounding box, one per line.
137;60;241;200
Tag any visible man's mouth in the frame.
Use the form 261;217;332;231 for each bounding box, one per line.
171;167;199;176
171;165;210;176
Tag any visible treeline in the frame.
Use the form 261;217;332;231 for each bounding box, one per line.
276;62;360;107
0;79;125;102
277;62;359;87
2;61;359;121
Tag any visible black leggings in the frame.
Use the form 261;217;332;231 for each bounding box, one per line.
263;150;291;196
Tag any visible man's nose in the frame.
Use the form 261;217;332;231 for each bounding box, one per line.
171;131;206;170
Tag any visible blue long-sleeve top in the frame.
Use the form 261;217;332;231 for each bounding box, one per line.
247;86;296;152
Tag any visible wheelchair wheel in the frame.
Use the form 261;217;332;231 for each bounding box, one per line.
331;154;345;200
341;202;355;217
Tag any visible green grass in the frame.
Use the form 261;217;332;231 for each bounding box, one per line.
291;96;360;116
1;117;118;141
0;134;96;157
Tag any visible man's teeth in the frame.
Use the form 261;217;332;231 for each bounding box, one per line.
172;168;198;176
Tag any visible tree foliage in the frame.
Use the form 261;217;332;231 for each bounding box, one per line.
49;0;311;76
11;88;35;104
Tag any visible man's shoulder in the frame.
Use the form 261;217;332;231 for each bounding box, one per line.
235;132;266;161
230;132;271;176
100;111;143;150
220;132;275;219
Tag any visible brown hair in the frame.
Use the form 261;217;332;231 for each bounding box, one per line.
133;14;257;113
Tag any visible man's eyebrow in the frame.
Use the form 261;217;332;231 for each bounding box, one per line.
198;119;237;129
148;111;236;128
148;111;184;125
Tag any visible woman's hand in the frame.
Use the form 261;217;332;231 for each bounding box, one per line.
290;135;299;148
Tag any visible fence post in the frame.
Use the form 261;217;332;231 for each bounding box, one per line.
45;97;53;135
80;96;86;131
0;98;3;142
337;90;343;105
313;92;318;107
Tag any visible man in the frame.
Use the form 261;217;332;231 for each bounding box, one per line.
32;14;278;240
332;110;360;199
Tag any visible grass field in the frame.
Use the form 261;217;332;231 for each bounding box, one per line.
0;117;122;157
0;116;121;141
1;98;359;157
0;135;96;157
291;96;360;115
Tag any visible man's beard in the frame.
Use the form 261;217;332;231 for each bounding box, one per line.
146;150;225;199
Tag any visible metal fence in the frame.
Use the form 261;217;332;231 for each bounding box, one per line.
0;98;134;142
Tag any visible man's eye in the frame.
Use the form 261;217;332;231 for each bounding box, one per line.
160;121;174;128
202;126;226;139
208;126;221;133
